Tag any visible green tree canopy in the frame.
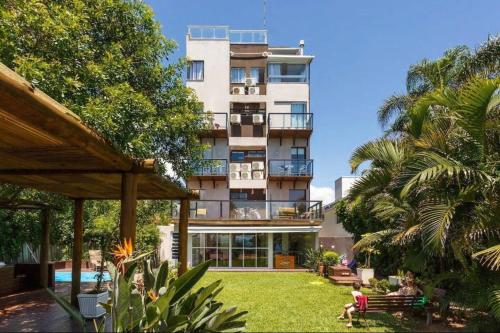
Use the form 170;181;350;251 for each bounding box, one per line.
0;0;205;178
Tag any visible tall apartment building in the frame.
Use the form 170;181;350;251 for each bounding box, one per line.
171;26;323;269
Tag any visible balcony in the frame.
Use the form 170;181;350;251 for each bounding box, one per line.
188;159;227;181
187;26;268;44
268;160;313;181
171;200;323;224
268;113;313;139
200;113;228;138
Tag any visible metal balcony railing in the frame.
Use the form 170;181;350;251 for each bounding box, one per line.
202;112;227;130
193;159;228;176
268;160;313;177
171;200;322;221
187;26;268;44
268;113;313;130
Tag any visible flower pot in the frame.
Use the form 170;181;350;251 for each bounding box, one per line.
356;268;374;285
77;291;108;318
388;275;403;286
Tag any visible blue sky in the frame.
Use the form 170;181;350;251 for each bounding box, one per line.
146;0;499;203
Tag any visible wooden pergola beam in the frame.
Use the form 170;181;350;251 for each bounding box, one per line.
71;199;84;307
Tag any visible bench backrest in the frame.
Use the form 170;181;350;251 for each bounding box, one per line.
362;295;420;312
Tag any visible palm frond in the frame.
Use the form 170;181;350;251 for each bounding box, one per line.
352;229;400;251
407;87;458;138
418;200;457;253
455;77;500;150
349;139;407;173
400;151;491;198
347;168;392;201
489;289;500;319
472;245;500;271
377;94;413;128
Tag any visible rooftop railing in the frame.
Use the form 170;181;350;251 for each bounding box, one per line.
187;25;267;44
268;160;313;177
268;113;313;130
171;200;322;221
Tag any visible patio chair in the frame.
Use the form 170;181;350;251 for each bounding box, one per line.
196;208;207;217
89;250;106;271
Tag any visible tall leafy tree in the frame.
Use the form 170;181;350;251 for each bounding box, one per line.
0;0;204;260
0;0;205;178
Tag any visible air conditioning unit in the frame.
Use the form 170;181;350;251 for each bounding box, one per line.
252;170;264;180
248;86;260;95
240;163;252;172
245;77;255;86
230;114;241;124
230;171;240;180
240;171;252;180
252;161;265;170
231;86;245;95
230;163;241;172
252;113;264;124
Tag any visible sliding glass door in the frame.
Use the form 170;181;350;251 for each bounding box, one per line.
191;233;268;268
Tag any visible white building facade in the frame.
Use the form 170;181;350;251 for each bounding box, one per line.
318;176;359;258
166;26;322;269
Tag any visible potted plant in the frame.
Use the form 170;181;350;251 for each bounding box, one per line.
356;241;379;285
77;215;116;318
389;269;405;286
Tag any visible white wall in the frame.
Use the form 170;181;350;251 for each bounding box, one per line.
186;36;230;116
158;225;175;262
334;176;360;201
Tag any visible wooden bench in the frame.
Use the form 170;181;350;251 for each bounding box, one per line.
355;295;433;328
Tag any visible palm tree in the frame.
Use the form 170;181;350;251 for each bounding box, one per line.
378;35;499;135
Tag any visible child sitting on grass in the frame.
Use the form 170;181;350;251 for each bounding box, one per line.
337;282;363;328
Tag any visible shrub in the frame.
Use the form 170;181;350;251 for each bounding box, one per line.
304;248;323;272
323;251;340;266
369;277;391;294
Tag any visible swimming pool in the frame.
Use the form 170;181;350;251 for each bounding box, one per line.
55;271;111;283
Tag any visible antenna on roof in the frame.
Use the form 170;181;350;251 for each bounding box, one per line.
263;0;267;29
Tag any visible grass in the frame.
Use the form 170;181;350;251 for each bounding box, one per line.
198;271;418;332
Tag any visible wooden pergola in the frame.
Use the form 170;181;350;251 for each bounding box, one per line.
0;63;194;306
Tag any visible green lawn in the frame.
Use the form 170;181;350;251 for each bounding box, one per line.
198;272;417;332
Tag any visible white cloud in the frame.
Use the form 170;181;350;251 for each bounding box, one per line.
310;185;335;205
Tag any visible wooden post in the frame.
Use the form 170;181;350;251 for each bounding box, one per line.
40;208;50;288
71;199;84;307
178;199;189;276
120;173;138;244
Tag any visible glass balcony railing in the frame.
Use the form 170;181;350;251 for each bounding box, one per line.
187;26;268;44
268;113;313;130
171;200;323;221
229;30;267;44
268;160;313;177
193;159;227;176
202;112;227;130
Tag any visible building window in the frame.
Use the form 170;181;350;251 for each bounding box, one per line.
230;67;245;83
187;61;204;81
268;63;308;83
230;192;248;200
192;233;267;268
230;151;245;162
250;67;265;84
291;147;306;160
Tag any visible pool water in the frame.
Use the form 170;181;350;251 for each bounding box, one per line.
55;271;111;283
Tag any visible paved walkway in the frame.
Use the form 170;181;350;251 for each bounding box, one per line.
0;283;100;332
